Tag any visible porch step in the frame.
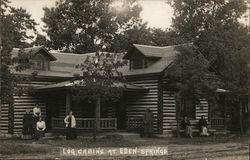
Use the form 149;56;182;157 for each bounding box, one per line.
214;130;230;135
45;130;140;139
104;132;140;139
44;132;54;137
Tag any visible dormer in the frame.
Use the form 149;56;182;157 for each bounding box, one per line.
31;54;50;71
11;46;56;71
123;44;162;70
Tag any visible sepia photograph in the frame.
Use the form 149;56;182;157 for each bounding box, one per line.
0;0;249;159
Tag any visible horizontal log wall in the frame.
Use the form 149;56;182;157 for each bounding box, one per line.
0;103;10;134
126;75;160;133
9;80;54;134
162;79;209;135
13;94;46;134
195;99;209;120
162;90;177;135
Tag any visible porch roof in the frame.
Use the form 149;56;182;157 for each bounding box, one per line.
35;80;148;92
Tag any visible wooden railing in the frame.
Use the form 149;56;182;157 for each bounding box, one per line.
51;117;117;130
210;117;225;127
127;118;143;131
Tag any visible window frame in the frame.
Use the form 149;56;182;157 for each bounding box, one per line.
31;54;50;71
130;58;147;70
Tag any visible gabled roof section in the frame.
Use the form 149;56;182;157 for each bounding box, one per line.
124;43;192;59
121;43;193;76
11;46;57;61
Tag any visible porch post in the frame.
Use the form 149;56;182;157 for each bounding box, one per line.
66;93;71;115
223;95;227;130
96;96;101;131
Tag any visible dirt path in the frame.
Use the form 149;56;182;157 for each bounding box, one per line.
0;136;249;160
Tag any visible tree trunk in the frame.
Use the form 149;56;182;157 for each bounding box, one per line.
93;96;101;141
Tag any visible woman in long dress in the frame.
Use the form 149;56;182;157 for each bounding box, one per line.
143;108;154;137
64;111;77;140
22;109;33;140
32;104;41;138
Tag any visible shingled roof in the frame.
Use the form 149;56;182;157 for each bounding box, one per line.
11;43;193;77
133;44;177;58
121;43;193;76
11;46;56;61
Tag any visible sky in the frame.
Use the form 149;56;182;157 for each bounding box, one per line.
9;0;174;35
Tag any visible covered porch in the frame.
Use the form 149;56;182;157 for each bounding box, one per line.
209;89;249;133
51;117;117;130
35;80;148;132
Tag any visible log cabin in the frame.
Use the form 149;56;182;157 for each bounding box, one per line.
0;44;226;136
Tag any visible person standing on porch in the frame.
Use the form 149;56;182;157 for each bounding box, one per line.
33;104;41;126
22;109;33;140
33;104;41;118
198;115;210;136
181;116;193;138
32;104;42;139
64;110;77;140
143;108;154;137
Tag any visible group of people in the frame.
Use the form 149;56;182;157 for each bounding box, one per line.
142;108;210;138
181;115;210;138
23;104;77;140
23;105;209;139
22;104;46;140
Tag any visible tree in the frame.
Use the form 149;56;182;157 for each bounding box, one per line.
41;0;143;53
196;23;250;94
171;0;250;96
171;0;250;133
110;26;189;52
172;0;247;41
148;28;188;47
0;0;37;104
165;45;221;136
32;34;49;47
73;52;127;140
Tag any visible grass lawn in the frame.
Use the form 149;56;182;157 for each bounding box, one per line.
0;134;249;160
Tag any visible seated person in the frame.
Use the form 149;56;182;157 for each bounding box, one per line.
181;116;193;138
34;117;46;140
198;115;210;136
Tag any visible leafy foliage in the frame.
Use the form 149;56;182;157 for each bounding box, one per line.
73;52;127;101
0;0;37;103
172;0;247;41
166;45;221;102
111;27;189;52
38;0;187;53
171;0;249;95
41;0;143;53
196;24;250;94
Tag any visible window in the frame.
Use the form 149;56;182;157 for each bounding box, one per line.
180;99;196;119
130;58;146;70
31;54;49;71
